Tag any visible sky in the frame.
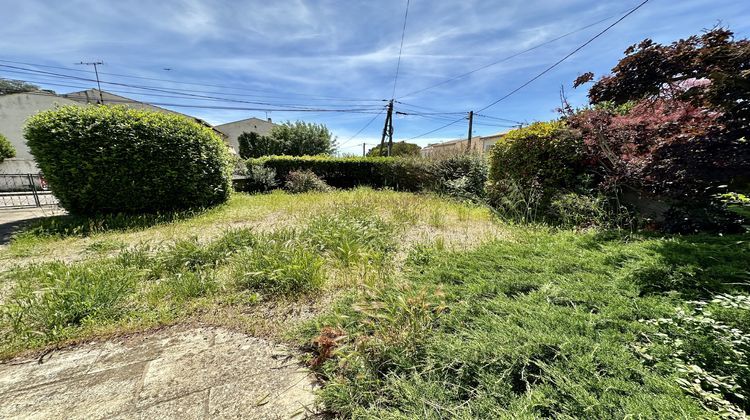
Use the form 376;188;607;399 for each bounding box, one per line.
1;0;749;154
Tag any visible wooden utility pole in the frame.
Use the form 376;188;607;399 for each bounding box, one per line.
466;111;474;152
78;61;104;104
362;142;366;157
380;100;394;157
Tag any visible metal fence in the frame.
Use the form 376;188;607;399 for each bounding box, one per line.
0;174;58;209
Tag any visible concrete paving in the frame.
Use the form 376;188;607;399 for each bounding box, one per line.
0;327;318;419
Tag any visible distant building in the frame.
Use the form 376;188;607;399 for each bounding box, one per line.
420;131;508;158
214;117;278;155
0;92;80;174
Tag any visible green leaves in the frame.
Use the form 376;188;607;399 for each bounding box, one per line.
24;105;232;214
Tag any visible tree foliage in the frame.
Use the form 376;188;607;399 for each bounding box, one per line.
0;133;16;162
238;131;284;159
571;28;750;207
366;141;421;157
0;79;43;95
25;105;232;215
237;121;336;158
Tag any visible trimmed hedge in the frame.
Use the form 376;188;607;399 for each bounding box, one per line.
25;105;232;215
247;156;435;192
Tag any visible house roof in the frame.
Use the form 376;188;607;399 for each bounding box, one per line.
215;117;277;129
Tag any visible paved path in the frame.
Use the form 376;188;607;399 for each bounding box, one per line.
0;327;318;419
0;207;64;245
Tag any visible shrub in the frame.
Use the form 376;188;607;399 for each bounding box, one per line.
285;169;331;193
237;163;278;193
0;133;16;162
248;156;435;192
429;154;487;200
24;105;232;215
487;121;586;216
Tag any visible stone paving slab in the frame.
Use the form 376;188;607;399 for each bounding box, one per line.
0;326;318;419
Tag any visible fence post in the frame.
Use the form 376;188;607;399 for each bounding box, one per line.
28;174;41;207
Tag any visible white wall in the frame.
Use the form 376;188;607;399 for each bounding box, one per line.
0;93;80;165
215;118;276;153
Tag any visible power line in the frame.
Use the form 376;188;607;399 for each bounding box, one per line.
406;115;467;140
22;90;385;113
338;107;387;147
0;64;385;111
476;0;650;113
0;58;383;102
391;0;411;99
397;8;632;99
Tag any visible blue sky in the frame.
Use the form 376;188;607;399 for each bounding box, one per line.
1;0;748;154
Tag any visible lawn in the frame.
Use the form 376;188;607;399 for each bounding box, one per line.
1;189;748;418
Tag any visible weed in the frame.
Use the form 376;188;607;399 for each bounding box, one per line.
230;235;325;295
2;260;137;347
302;207;394;266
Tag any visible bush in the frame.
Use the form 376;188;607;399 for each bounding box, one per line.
0;133;16;162
24;105;232;215
285;169;331;193
429;154;487;200
487;121;584;198
248;156;435;192
486;121;592;222
236;163;278;193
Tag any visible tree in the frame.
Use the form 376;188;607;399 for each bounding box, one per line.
237;121;336;158
569;28;749;212
0;79;42;95
270;121;336;156
366;141;421;157
578;28;750;135
238;132;285;159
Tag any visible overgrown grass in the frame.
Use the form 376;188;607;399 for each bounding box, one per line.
302;229;750;418
4;189;744;417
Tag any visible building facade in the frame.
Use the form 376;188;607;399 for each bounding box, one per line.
0;92;81;174
420;131;508;158
214;117;277;155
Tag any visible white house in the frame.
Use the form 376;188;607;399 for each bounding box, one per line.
214;117;277;154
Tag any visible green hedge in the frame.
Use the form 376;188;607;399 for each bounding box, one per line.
247;156;435;192
25;105;232;215
487;121;585;204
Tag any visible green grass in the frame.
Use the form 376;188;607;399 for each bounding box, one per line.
302;228;750;418
1;189;747;417
1;189;492;358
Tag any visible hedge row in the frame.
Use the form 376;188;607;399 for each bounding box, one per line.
246;156;435;192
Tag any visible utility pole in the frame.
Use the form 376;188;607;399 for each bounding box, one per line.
386;101;394;157
380;100;394;157
466;110;474;152
77;61;104;104
362;142;366;157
